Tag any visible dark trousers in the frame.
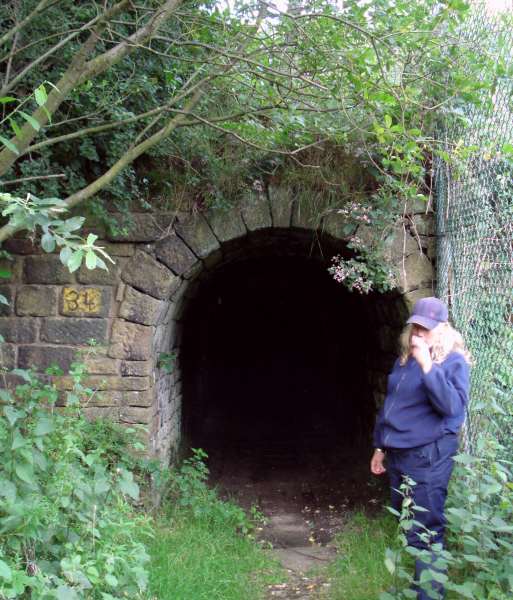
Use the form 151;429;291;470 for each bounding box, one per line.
387;433;459;600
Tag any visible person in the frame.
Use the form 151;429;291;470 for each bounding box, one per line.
371;297;470;600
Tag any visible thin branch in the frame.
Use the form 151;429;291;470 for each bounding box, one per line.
0;173;66;186
62;89;204;212
0;0;57;48
0;0;184;177
3;30;19;90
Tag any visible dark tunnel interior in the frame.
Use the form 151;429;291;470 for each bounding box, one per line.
181;254;383;486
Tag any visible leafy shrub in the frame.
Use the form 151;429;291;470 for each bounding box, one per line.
158;448;258;536
0;364;151;599
381;438;513;599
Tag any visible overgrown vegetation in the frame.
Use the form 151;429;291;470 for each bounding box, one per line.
0;364;279;598
323;511;397;600
380;440;513;600
0;363;151;598
0;0;508;288
148;449;282;600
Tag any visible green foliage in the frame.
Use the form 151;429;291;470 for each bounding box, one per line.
445;440;513;599
156;352;176;375
0;364;151;598
0;192;114;272
326;511;397;600
381;440;513;600
0;0;503;228
148;448;281;600
158;448;257;535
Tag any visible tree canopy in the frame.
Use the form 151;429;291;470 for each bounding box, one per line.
0;0;504;259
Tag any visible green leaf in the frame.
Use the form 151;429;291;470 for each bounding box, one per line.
384;114;392;128
96;256;108;270
11;429;25;450
56;586;80;600
34;84;48;107
0;96;16;104
105;574;118;587
15;462;34;485
501;142;513;155
86;233;98;245
19;111;41;132
118;472;139;500
41;232;56;253
11;369;31;382
67;250;84;273
0;135;19;155
0;389;12;403
60;246;72;266
8;118;21;138
63;216;85;232
34;416;54;436
0;294;9;306
384;557;395;574
0;479;16;502
0;515;22;533
3;406;21;426
0;559;13;582
0;268;11;279
85;250;96;270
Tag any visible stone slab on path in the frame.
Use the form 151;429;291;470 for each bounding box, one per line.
272;546;335;574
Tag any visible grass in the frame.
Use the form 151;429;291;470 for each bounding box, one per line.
322;511;398;600
148;508;282;600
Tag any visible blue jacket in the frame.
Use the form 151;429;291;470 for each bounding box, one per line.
373;351;470;449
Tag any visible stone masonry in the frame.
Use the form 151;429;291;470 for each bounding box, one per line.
0;186;436;463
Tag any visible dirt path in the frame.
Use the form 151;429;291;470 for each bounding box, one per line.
206;437;386;599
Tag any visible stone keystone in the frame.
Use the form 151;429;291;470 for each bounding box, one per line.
268;186;294;228
204;205;246;243
121;251;179;300
241;191;272;231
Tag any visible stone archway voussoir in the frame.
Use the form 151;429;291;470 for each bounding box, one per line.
121;250;180;299
154;233;198;276
204;206;247;243
174;212;220;259
240;191;272;231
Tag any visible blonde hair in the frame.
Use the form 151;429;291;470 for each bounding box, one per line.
399;322;471;366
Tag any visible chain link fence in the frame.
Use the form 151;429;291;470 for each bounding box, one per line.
435;2;513;452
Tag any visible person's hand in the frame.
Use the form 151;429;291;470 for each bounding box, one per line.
371;449;386;475
411;334;433;373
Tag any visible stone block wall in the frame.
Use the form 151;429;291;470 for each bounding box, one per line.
0;185;436;463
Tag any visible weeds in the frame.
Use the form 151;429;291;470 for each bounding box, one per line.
147;448;282;600
322;511;397;600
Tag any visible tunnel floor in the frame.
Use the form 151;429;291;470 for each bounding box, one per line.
207;437;387;543
181;254;389;552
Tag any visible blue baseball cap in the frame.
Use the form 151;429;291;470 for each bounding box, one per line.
406;297;448;330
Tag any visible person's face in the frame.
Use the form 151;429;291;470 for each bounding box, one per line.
411;323;440;348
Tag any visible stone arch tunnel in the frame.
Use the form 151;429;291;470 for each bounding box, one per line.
179;231;406;481
0;186;436;482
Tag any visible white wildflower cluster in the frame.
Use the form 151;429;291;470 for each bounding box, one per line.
328;255;373;294
337;201;373;224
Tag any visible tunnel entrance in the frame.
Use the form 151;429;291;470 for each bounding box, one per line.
183;255;375;454
180;242;397;534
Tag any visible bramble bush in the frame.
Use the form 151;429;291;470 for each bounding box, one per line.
0;362;151;599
